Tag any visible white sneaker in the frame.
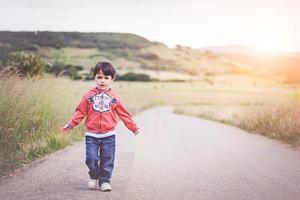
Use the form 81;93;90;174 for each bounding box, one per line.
100;182;112;192
88;179;98;190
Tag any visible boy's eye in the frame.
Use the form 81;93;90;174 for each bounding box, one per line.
96;76;110;79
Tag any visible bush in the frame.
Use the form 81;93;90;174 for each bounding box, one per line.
116;72;151;82
45;62;84;80
2;51;45;77
84;69;152;82
138;53;159;60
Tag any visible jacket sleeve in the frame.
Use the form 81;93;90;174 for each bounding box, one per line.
68;95;88;128
114;98;138;133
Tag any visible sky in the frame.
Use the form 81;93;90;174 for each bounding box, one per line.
0;0;300;53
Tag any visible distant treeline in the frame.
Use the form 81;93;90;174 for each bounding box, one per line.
0;31;154;60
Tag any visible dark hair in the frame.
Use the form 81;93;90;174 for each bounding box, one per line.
93;62;116;78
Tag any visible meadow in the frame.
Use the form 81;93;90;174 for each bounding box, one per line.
0;74;299;177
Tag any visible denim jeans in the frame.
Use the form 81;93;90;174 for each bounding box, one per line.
85;135;116;185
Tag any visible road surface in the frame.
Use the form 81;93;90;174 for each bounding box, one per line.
1;106;300;200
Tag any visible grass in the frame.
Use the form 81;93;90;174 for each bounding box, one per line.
0;75;86;176
236;101;300;145
175;101;300;146
0;74;299;177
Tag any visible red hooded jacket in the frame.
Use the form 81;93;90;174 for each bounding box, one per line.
67;87;138;133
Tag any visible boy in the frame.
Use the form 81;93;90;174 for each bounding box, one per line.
61;61;139;192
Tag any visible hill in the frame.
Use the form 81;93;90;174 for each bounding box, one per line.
0;31;300;83
198;45;259;55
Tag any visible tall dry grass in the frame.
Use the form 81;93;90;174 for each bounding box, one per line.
0;75;88;176
173;82;300;145
176;101;300;146
236;101;300;145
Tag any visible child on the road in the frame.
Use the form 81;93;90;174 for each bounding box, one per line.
61;61;139;192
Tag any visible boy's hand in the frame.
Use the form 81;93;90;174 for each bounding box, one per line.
61;124;73;134
133;128;140;135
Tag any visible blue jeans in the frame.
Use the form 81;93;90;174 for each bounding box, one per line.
85;135;116;185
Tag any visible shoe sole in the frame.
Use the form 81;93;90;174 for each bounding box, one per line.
100;188;112;192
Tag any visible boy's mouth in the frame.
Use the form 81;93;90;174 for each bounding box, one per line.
99;84;107;88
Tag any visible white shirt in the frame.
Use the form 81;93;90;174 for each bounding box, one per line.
85;129;116;138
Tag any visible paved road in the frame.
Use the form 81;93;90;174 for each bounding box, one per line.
1;106;300;200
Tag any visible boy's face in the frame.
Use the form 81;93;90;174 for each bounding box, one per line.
95;70;113;90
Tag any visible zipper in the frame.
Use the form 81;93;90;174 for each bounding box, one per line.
99;92;102;132
99;111;102;132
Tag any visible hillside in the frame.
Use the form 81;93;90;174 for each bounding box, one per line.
198;45;259;55
0;31;299;83
0;31;152;50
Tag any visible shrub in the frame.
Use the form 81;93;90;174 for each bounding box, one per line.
2;51;45;77
138;53;159;60
116;72;151;82
45;62;84;80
